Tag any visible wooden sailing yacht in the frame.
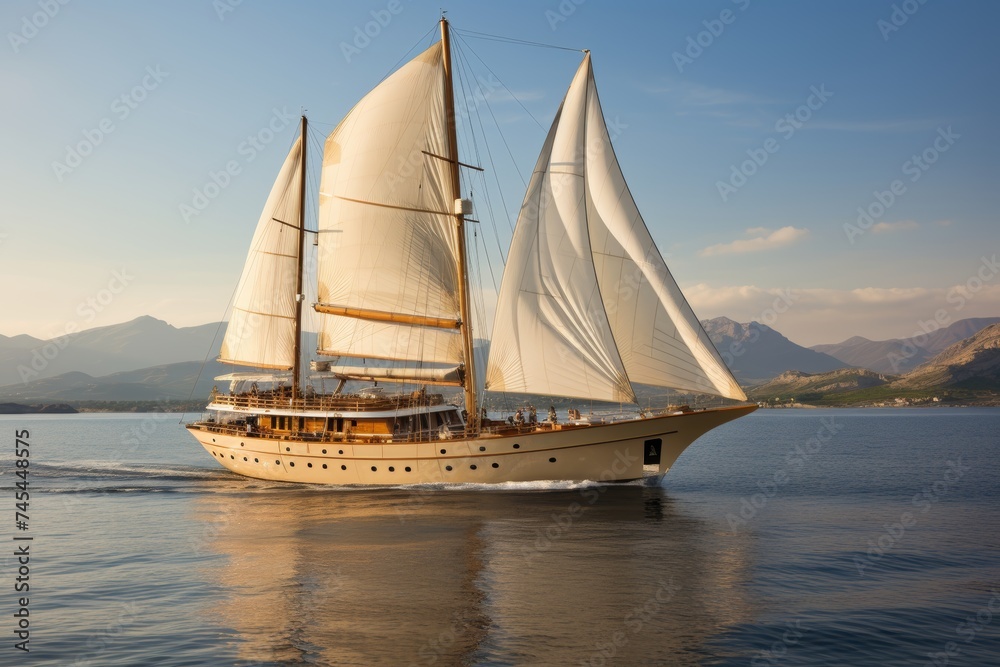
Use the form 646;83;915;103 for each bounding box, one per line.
186;19;756;484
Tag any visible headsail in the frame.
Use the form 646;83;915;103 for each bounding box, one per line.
486;54;747;402
314;42;463;365
219;137;303;370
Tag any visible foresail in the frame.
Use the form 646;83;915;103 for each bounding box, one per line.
485;56;634;404
486;54;747;403
315;42;462;365
581;61;747;401
219;138;302;370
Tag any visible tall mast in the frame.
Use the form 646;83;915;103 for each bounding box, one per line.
292;114;307;400
440;17;478;431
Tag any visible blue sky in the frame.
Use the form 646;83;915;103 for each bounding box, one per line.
1;0;997;346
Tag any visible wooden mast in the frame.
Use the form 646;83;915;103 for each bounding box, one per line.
292;114;307;400
440;17;478;431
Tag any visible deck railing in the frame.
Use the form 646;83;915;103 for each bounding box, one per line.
207;391;446;413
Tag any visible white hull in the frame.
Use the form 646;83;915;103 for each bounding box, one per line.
187;405;755;485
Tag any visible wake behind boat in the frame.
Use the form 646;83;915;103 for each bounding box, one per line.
186;18;756;484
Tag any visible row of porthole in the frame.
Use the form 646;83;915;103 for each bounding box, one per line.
219;439;526;457
215;451;557;470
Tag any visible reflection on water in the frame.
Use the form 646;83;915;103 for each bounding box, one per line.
193;485;753;666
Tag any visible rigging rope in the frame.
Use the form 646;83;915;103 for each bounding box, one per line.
455;28;584;53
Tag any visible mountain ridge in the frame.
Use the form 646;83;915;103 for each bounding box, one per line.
810;317;1000;374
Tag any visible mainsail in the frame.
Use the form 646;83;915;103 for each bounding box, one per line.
486;54;747;403
314;42;464;365
218;137;303;370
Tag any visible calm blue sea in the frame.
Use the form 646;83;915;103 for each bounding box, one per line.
1;408;998;666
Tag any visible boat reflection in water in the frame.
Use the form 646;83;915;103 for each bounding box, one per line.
192;484;754;665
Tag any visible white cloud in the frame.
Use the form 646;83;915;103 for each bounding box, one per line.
871;220;919;234
699;226;809;257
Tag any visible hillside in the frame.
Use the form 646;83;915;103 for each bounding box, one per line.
0;359;228;402
749;323;1000;405
748;367;893;401
811;317;1000;374
891;323;1000;391
701;317;848;383
0;317;224;385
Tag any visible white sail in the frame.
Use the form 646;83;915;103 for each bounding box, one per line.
219;138;303;370
315;42;463;364
486;54;747;402
318;313;463;365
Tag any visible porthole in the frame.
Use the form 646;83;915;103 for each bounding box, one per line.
492;462;499;469
275;460;280;465
230;455;235;459
211;438;216;443
322;464;328;469
307;462;313;468
341;465;347;470
289;462;295;467
389;466;395;472
440;448;447;454
549;457;556;463
479;446;486;452
405;466;412;472
445;465;453;471
240;442;244;447
338;450;344;455
470;464;477;470
243;456;247;461
371;466;377;472
513;443;520;449
254;458;259;463
322;449;327;454
285;447;290;452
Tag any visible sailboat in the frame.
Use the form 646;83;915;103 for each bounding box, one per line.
186;18;756;484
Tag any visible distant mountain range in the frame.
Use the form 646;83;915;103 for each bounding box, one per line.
699;317;846;384
0;314;997;405
750;323;1000;405
809;317;1000;375
0;316;224;386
